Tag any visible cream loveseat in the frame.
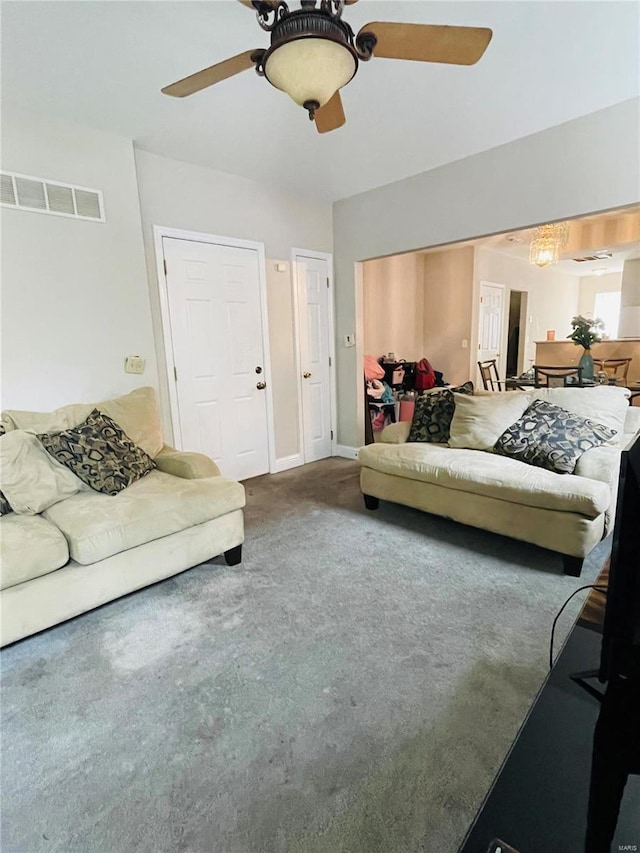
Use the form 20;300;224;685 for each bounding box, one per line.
0;387;245;646
359;386;640;577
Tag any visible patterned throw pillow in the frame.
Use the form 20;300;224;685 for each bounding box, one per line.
0;490;12;515
407;381;474;444
493;398;617;474
39;409;156;495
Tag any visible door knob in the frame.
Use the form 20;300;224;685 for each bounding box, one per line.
255;366;262;374
256;381;266;390
303;372;312;379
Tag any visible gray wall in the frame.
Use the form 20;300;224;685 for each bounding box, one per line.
333;97;640;448
1;107;156;410
134;149;333;445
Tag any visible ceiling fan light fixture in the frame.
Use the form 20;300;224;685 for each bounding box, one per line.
264;37;357;110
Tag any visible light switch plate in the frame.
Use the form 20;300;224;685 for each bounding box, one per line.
125;355;146;375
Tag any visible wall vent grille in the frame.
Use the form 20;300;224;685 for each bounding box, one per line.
0;171;105;222
572;252;612;263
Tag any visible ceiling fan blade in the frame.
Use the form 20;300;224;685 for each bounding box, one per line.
314;90;346;134
162;50;261;98
359;22;492;65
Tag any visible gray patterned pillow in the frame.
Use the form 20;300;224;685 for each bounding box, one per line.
39;409;156;495
493;398;617;474
407;381;474;444
0;490;12;515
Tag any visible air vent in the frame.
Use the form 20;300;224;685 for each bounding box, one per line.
0;171;105;222
572;252;612;263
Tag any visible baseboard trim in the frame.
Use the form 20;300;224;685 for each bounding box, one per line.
271;454;304;473
334;445;359;460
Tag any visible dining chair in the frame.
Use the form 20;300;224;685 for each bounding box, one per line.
477;359;506;391
534;365;584;388
592;357;632;384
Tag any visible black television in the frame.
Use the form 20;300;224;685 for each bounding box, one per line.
598;431;640;683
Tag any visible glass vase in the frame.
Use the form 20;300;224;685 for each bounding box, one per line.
578;348;594;381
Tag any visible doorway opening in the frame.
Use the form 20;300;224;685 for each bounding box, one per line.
506;290;527;377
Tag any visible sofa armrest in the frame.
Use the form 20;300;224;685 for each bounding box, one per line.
574;445;620;487
379;422;411;444
623;406;640;439
155;445;221;479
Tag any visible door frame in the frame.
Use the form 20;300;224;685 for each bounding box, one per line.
291;248;338;459
153;224;277;473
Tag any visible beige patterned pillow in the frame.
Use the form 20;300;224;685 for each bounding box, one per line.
448;392;532;451
39;410;156;496
0;431;83;514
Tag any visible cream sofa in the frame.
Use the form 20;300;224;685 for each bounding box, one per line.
359;386;640;577
0;387;245;646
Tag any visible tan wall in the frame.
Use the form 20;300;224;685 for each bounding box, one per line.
620;258;640;338
266;260;300;461
362;253;425;361
422;246;475;385
534;339;640;383
578;272;622;318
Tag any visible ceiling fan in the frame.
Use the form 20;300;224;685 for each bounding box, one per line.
162;0;492;134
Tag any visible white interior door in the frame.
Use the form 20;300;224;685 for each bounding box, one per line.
162;236;270;481
295;254;333;463
478;282;505;377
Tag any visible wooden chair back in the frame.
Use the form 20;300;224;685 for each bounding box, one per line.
477;359;503;392
534;365;584;388
592;358;632;383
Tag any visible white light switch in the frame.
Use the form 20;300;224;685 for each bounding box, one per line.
124;355;146;375
462;339;468;348
275;262;288;272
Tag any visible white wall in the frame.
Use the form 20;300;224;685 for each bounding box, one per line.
266;259;300;461
474;247;581;368
578;272;623;319
1;108;156;410
134;149;332;444
333;98;640;448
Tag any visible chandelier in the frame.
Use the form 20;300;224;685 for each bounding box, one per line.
529;221;570;267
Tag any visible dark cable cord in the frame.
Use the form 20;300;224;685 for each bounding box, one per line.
549;584;608;669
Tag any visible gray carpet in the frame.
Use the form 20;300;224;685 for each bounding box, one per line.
1;459;609;853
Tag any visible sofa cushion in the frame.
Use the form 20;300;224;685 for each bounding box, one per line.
530;386;629;446
0;431;83;514
448;392;532;451
39;409;156;495
2;387;164;458
358;442;610;518
43;470;246;564
407;381;474;444
0;514;69;590
494;399;617;474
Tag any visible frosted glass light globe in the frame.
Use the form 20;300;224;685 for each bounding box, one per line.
264;38;356;107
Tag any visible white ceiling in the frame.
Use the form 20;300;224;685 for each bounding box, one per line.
2;1;639;202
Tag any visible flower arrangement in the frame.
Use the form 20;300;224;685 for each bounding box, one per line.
567;315;605;350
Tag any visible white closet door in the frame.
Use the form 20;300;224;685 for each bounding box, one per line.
296;254;333;462
163;236;269;481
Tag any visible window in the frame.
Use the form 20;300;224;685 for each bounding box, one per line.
594;291;621;339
